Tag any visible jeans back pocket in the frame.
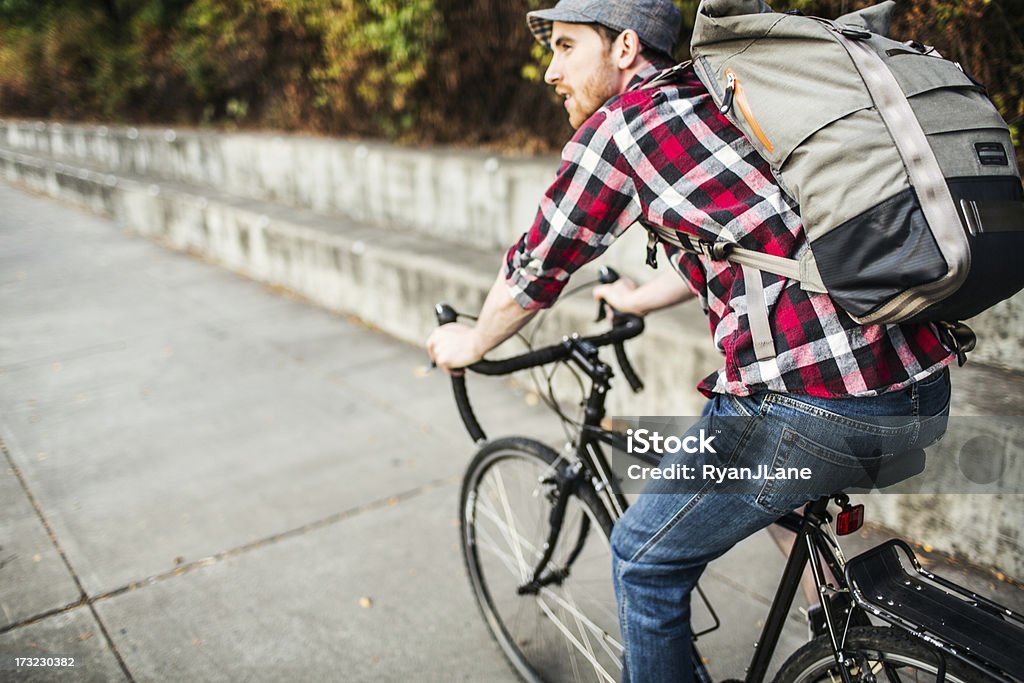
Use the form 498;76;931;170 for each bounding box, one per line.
754;397;918;516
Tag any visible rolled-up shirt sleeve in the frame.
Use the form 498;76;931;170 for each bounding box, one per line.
504;111;641;309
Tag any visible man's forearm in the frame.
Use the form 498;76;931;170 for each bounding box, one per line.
471;273;539;355
594;268;695;317
632;269;695;315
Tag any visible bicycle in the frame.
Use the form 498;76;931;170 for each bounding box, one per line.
434;267;1024;683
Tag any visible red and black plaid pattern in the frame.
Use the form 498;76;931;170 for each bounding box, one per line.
504;64;953;398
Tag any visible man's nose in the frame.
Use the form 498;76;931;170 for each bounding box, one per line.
544;59;561;85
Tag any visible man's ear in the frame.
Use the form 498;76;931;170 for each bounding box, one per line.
614;29;642;68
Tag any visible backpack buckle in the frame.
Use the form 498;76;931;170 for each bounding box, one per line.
683;236;732;261
710;241;733;261
646;232;659;269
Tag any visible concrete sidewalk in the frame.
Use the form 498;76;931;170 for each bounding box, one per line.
1;181;1020;682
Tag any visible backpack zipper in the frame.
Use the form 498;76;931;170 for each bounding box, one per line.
721;69;775;154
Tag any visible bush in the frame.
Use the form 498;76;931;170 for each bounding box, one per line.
0;0;1020;164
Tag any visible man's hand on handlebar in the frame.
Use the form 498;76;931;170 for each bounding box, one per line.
426;322;485;375
592;276;643;319
428;273;539;375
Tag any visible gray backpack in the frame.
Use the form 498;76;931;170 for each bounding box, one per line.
647;0;1024;362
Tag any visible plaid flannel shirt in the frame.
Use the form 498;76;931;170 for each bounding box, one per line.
504;64;953;398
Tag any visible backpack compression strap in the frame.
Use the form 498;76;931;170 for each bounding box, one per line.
646;225;827;361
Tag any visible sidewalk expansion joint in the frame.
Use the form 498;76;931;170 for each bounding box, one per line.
0;437;137;682
0;598;87;636
92;473;462;602
0;471;460;634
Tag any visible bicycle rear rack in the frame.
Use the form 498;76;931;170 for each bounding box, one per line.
845;540;1024;683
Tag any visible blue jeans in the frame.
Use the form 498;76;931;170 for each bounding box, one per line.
610;371;951;683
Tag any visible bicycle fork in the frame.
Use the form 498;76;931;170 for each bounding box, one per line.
516;460;593;595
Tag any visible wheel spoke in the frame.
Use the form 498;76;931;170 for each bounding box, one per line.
462;445;618;683
778;629;974;683
553;581;623;658
476;496;621;656
475;497;543;558
490;468;532;580
476;502;621;674
536;596;618;683
475;523;526;578
571;595;602;681
539;580;623;658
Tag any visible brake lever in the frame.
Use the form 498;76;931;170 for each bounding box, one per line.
594;265;620;322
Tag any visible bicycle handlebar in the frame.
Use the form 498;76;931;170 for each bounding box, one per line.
615;342;645;393
451;374;485;443
434;290;645;443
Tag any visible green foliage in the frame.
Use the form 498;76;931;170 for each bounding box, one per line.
299;0;444;135
0;0;1020;164
0;0;49;26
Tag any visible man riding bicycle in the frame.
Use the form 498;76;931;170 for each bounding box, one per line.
426;1;954;681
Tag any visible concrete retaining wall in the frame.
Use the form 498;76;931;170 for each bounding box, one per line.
1;120;1021;578
0;121;554;254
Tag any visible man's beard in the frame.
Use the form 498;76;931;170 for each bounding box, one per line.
567;57;619;129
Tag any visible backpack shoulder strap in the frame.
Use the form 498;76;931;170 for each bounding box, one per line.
639;61;693;90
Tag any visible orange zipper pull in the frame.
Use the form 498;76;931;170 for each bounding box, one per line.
723;69;774;154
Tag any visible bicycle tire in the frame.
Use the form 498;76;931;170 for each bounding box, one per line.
773;626;987;683
460;437;621;683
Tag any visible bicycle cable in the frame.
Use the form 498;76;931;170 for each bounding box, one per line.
451;277;611;439
525;278;604;438
452;308;582;435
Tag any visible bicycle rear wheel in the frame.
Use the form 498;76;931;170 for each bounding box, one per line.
773;626;985;683
460;437;621;683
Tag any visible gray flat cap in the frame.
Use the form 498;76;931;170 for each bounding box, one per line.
527;0;683;56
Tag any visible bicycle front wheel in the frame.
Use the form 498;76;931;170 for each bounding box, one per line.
460;437;621;683
774;626;985;683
